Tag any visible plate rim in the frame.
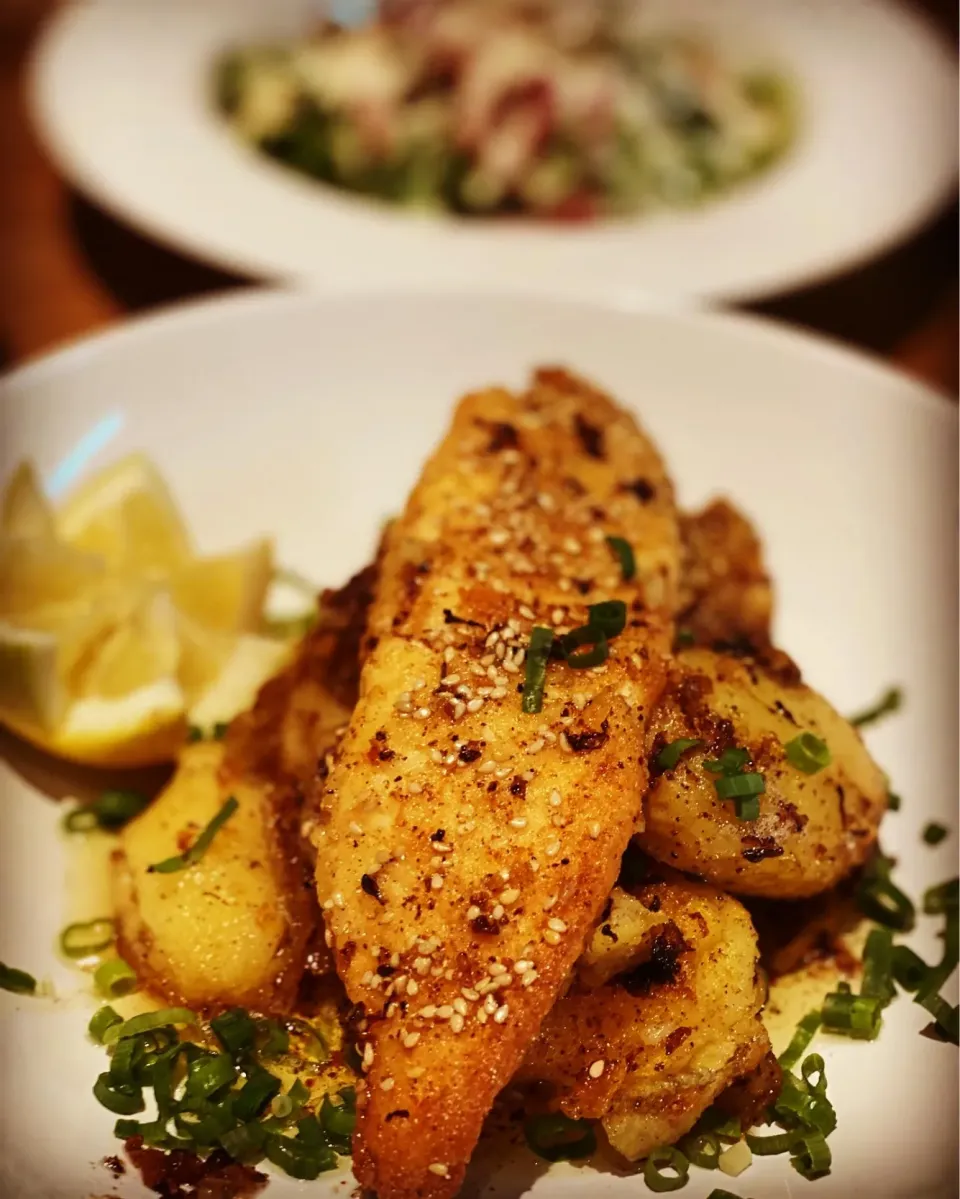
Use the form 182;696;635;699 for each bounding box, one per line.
2;284;955;427
26;0;960;303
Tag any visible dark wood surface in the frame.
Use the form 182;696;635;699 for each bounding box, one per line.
0;1;956;391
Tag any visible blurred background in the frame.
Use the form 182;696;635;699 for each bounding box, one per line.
0;0;956;390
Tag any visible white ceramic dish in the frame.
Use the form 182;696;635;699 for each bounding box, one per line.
29;0;958;302
0;288;957;1198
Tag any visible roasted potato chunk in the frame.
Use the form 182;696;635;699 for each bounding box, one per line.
639;647;887;897
517;869;769;1161
113;741;312;1011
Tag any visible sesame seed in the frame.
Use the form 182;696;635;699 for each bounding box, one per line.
444;674;461;686
509;817;528;829
381;1078;395;1092
408;1066;425;1079
500;888;521;905
484;994;499;1015
428;1163;450;1178
462;987;480;1001
493;1004;510;1024
548;917;568;932
420;1005;437;1019
444;647;455;663
362;1043;374;1069
526;739;545;755
450;1013;465;1033
559;733;572;752
530;857;540;872
413;957;431;974
492;904;505;920
589;822;601;839
521;971;538;987
466;697;484;713
589;1059;606;1079
453;701;466;719
551;814;567;828
549;790;562;807
489;529;509;547
431;874;444;891
406;980;419;996
479;760;497;774
453;998;469;1016
436;1005;454;1020
485;631;500;647
543;929;562;946
466;905;481;921
545;840;561;857
403;1032;421;1048
408;782;423;795
416;707;431;719
514;960;532;974
543;894;558;910
519;605;535;620
349;821;363;836
477;1009;488;1024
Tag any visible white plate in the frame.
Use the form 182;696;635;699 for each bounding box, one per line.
0;289;956;1198
29;0;958;302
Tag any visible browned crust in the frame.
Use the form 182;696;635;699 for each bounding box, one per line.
314;368;681;1198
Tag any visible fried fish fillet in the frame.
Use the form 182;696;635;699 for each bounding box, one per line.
312;368;681;1198
517;866;770;1161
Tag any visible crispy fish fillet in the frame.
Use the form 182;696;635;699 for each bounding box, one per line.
677;499;773;648
312;368;681;1199
516;867;770;1161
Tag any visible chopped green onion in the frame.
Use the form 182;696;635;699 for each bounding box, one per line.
264;1128;337;1179
102;1006;195;1044
706;1191;751;1199
923;822;949;846
187;725;204;743
891;945;929;992
234;1066;282;1122
784;732;831;774
917;991;960;1043
887;791;901;811
219;1120;268;1164
734;795;761;821
800;1054;827;1094
0;962;37;994
714;773;764;800
821;990;884;1039
522;627;555;714
183;1053;237;1104
269;1078;310;1124
860;927;896;1004
857;854;916;931
64;789;149;833
524;1113;597;1162
88;1005;122;1042
850;685;902;729
923;877;958;915
704;747;750;775
744;1129;799;1155
213;721;229;740
566;631;609;669
643;1145;690;1192
791;1132;832;1179
778;1009;821;1070
60;917;115;959
587;600;627;638
320;1088;356;1152
94;957;138;999
284;1016;331;1063
146;796;238;874
675;628;696;648
211;1007;257;1057
255;1017;290;1058
605;536;636;581
93;1072;144;1115
773;1067;836;1135
679;1131;721;1169
657;738;701;770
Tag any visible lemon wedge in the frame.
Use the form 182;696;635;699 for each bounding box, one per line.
56;452;192;578
0;454;302;767
170;538;274;634
1;462;55;540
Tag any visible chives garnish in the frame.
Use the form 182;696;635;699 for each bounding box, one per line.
93;1072;144;1115
566;633;608;670
211;1007;257;1056
923;877;958;915
778;1009;821;1071
714;773;764;800
59;917;115;959
744;1129;799;1155
255;1017;290;1058
586;600;627;638
784;732;831;774
264;1124;338;1179
94;958;138;999
320;1088;356;1151
147;796;238;873
524;1113;597;1162
678;1131;721;1169
64;789;148;833
704;747;750;775
521;627;555;714
856;853;916;931
923;822;948;846
102;1006;196;1044
657;738;701;770
0;962;37;994
891;945;929;993
605;536;636;581
792;1132;832;1179
183;1053;237;1103
219;1120;268;1164
233;1066;282;1121
88;1005;122;1043
643;1145;690;1192
850;685;903;729
860;927;896;1004
820;991;884;1039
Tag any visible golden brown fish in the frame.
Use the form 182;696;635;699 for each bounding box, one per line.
312;368;681;1198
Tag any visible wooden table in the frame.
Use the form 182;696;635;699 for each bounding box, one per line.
1;3;956;392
